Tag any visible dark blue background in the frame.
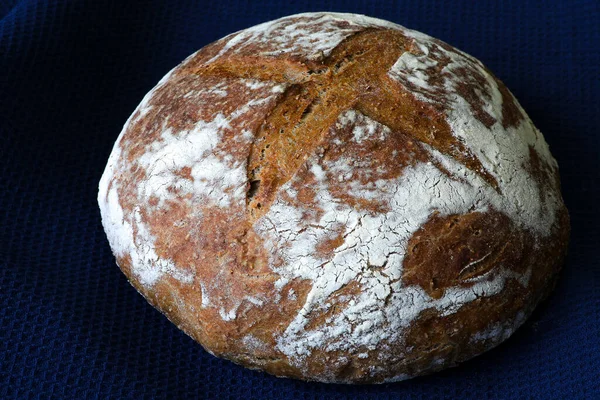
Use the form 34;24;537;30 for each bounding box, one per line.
1;0;599;398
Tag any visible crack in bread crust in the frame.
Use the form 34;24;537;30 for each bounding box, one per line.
193;28;499;220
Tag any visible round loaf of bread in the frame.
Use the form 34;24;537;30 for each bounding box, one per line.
98;12;570;383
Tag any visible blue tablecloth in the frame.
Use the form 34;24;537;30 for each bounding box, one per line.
1;1;599;398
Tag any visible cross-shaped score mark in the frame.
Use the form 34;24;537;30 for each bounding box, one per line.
195;29;498;219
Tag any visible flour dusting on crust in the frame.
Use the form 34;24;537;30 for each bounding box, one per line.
205;12;401;64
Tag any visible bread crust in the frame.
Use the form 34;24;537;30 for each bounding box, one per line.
98;12;569;383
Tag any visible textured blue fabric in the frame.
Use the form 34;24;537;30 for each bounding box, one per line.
1;0;599;398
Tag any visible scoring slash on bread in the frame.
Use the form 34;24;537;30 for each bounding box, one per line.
98;12;570;383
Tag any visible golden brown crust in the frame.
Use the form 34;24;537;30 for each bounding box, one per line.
98;13;570;384
403;211;528;299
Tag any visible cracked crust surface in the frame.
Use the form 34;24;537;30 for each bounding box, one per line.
98;12;569;383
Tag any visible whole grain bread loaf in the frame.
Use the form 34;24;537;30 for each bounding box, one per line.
98;12;570;384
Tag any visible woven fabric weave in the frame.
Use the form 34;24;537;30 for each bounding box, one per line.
1;1;599;398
